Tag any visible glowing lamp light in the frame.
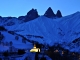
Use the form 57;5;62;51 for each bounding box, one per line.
30;48;40;52
54;50;59;52
62;51;64;54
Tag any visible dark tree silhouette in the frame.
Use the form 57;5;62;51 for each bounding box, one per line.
44;7;56;18
0;33;4;41
0;26;7;31
8;31;15;35
18;49;25;55
15;36;19;40
10;41;13;46
9;41;13;52
40;56;46;60
0;58;2;60
35;53;39;60
56;10;62;18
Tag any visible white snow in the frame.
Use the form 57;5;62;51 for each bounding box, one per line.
0;31;33;51
4;12;80;53
0;11;80;60
0;45;9;51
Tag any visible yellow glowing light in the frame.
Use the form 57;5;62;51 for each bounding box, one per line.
30;48;40;52
54;50;59;52
30;44;40;52
62;51;64;54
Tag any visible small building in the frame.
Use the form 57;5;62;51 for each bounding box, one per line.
30;44;40;52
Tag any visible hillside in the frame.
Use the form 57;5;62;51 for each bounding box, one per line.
0;11;80;60
3;12;80;53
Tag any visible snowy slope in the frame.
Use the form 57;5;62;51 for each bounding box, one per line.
4;12;80;53
5;16;61;45
0;17;23;26
0;45;9;51
0;31;33;51
0;12;80;52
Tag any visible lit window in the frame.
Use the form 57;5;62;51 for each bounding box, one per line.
54;50;59;52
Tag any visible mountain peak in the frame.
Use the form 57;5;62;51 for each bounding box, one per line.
56;10;62;18
24;8;39;22
44;7;56;18
73;11;80;15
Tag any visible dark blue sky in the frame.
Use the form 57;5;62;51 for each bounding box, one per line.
0;0;80;17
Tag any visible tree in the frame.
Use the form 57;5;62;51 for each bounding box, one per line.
35;52;39;60
56;10;62;18
40;56;46;60
8;31;15;35
22;37;26;44
0;58;2;60
0;32;1;35
0;34;4;41
5;42;9;46
18;49;25;55
15;36;19;40
10;41;13;46
9;41;13;52
44;7;56;18
0;26;7;31
3;51;9;57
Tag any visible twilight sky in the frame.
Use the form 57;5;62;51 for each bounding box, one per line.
0;0;80;17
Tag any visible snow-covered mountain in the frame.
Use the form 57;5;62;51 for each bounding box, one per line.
0;17;24;26
0;30;33;52
0;7;62;26
2;11;80;53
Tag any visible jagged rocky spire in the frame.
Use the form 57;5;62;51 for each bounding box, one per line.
44;7;56;18
24;8;39;22
56;10;62;18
